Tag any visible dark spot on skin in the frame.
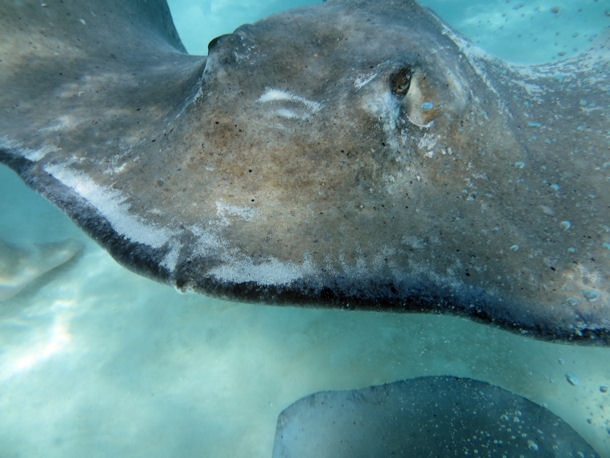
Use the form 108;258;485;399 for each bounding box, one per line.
390;66;412;97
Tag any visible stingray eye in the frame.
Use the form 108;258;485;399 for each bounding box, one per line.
390;67;413;97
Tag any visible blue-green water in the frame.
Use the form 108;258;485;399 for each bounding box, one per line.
0;1;608;456
170;0;607;62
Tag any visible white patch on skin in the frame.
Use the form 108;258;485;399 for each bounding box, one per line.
418;133;438;152
44;164;173;250
363;88;398;119
361;84;401;151
24;146;54;161
191;226;226;253
354;72;378;89
338;253;374;278
106;162;128;174
258;88;322;113
0;137;53;161
161;244;181;272
215;201;257;225
275;108;302;119
40;115;75;133
209;256;316;286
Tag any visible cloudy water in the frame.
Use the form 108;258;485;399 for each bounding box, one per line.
0;0;608;456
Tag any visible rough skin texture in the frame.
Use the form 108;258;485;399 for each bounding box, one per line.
0;0;608;343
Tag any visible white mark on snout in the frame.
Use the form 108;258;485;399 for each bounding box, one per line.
354;72;378;89
258;88;322;117
276;109;303;119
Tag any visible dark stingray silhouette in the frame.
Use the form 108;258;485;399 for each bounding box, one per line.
273;376;599;457
0;0;607;343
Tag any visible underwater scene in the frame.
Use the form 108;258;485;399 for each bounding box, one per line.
0;0;608;456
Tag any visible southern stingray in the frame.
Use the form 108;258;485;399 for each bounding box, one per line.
0;0;607;343
272;376;599;457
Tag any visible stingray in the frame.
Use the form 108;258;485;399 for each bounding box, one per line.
0;0;607;343
272;375;599;457
0;238;81;301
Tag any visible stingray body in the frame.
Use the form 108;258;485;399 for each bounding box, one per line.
272;376;599;457
0;0;608;343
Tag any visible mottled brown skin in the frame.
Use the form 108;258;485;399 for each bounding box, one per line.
0;0;607;343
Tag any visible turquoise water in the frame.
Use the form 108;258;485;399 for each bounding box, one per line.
170;0;607;62
0;1;608;456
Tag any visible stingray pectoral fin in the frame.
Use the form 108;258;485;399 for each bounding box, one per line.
0;0;205;279
273;376;598;457
0;0;205;147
